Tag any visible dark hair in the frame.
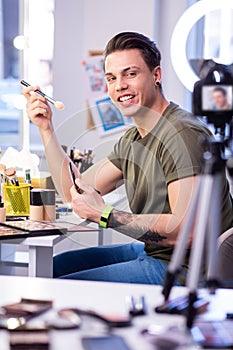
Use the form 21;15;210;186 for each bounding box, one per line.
103;32;161;72
213;87;227;96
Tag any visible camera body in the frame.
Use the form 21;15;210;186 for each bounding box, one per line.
192;64;233;127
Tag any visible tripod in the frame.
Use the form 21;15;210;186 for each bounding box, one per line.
161;140;225;329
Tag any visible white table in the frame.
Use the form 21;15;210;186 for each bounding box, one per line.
0;276;232;350
0;215;102;278
0;192;127;278
0;234;65;278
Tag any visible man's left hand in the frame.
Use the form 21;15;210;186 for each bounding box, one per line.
70;178;106;223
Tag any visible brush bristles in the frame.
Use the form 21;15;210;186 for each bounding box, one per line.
54;101;65;110
5;167;16;177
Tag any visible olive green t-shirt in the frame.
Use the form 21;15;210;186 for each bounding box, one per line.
107;102;233;264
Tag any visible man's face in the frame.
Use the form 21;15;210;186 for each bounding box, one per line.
104;49;158;117
212;90;227;109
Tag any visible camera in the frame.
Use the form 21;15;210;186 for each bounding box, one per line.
192;63;233;127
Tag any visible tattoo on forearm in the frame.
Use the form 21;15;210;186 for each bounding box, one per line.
108;209;135;227
139;231;167;244
108;209;167;244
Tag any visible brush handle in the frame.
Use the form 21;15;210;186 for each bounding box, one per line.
69;163;84;194
68;162;101;195
20;80;56;104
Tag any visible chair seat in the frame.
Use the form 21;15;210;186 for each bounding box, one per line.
217;227;233;287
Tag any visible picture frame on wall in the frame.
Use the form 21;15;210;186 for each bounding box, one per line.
89;96;130;137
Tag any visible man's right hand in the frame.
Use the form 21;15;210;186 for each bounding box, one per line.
22;85;53;132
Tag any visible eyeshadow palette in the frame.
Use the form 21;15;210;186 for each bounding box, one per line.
0;220;67;239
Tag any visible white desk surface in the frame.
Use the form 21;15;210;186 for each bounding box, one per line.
0;213;96;246
0;191;123;248
0;233;64;247
0;276;232;349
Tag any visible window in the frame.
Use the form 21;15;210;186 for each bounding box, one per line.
0;0;54;152
0;0;20;150
25;0;54;151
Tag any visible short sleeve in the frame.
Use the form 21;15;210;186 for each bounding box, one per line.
159;126;207;184
107;127;138;171
107;140;122;170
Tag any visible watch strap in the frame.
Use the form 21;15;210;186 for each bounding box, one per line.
99;206;114;228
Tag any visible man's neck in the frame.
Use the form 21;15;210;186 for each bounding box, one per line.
133;98;169;138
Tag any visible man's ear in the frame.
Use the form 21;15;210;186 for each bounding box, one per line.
153;66;162;85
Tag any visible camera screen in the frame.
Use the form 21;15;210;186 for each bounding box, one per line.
202;85;233;111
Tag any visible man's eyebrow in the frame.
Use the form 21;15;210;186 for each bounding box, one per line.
105;65;141;76
123;65;141;72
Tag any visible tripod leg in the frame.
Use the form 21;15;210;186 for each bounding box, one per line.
206;173;222;292
186;174;214;328
162;176;201;301
186;174;214;290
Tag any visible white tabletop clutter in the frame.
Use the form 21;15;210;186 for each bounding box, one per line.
0;276;232;349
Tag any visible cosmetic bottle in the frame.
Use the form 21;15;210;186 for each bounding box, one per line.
43;190;56;222
30;189;44;221
0;196;6;222
25;169;33;189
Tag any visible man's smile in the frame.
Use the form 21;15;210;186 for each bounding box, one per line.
118;94;135;102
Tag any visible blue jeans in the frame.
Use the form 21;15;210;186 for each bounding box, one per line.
53;242;172;285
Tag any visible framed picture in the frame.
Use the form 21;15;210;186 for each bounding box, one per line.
81;55;107;99
89;96;129;137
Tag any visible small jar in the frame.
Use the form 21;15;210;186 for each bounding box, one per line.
0;202;6;222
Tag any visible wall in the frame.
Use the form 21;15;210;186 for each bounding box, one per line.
156;0;187;107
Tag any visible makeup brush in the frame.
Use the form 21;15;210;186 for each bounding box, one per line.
21;80;65;110
5;167;19;186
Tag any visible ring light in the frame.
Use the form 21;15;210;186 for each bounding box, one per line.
170;0;233;92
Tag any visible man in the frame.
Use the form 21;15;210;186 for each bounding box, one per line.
212;87;231;111
23;32;233;284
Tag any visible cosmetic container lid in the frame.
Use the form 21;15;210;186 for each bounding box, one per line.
42;189;56;206
30;189;44;206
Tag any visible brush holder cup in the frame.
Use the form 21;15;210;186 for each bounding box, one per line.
3;184;31;216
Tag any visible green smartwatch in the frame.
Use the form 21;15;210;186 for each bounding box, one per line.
99;206;114;228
